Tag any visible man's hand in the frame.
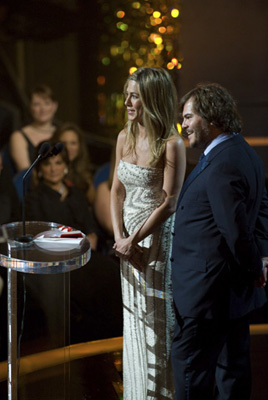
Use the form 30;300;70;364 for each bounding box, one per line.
254;258;268;288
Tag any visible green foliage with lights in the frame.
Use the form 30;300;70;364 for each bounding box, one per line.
96;0;182;129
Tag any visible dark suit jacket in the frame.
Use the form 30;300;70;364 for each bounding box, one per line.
25;182;95;235
172;134;268;319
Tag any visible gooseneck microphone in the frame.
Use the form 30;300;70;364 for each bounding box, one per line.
18;141;51;242
48;142;64;157
16;141;63;243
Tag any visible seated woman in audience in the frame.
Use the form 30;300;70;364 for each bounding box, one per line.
93;146;115;256
9;84;58;172
52;122;95;205
0;150;21;360
0;151;20;225
25;143;98;250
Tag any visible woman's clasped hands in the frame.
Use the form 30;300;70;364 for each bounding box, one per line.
113;236;144;272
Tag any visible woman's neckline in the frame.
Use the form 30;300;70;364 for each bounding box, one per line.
120;159;159;170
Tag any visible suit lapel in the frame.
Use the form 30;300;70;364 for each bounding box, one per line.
178;156;209;204
178;134;242;205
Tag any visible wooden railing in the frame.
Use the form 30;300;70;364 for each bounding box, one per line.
0;325;268;382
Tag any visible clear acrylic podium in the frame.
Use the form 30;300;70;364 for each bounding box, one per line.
0;221;91;400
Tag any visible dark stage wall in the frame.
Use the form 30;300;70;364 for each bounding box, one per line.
179;0;268;172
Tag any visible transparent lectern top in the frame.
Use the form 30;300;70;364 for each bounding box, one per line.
0;221;91;274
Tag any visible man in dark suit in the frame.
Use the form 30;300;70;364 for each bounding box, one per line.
171;83;268;400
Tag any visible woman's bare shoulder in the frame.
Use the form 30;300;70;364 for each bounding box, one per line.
116;129;128;152
10;129;28;144
117;128;127;141
166;134;185;151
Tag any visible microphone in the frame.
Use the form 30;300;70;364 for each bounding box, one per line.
46;142;64;157
16;141;51;243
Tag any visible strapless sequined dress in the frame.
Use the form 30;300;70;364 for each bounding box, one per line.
117;160;175;400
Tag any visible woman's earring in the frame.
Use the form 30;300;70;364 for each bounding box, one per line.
64;168;68;175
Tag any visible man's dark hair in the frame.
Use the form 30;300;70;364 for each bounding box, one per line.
179;83;242;134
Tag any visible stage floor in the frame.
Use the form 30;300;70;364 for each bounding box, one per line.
0;332;267;400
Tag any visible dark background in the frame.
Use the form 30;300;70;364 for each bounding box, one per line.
0;0;267;171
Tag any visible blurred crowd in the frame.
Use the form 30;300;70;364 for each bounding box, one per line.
0;84;115;255
0;84;122;361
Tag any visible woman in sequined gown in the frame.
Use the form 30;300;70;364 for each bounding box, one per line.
111;68;186;399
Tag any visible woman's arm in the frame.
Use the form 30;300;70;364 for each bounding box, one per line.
114;135;186;259
110;130;126;242
86;182;96;205
9;130;31;171
94;181;113;236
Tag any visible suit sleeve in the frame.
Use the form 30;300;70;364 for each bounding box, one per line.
254;187;268;256
206;162;263;280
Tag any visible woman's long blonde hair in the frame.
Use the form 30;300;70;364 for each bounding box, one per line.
124;67;179;166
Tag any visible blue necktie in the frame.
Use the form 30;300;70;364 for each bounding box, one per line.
177;152;208;204
195;152;206;174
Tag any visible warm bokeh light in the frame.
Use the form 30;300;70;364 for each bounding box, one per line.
117;22;128;31
171;8;179;18
177;123;182;134
98;0;182;128
121;40;129;48
159;26;166;34
166;25;174;34
167;62;175;70
157;43;164;51
110;46;119;56
139;46;147;55
129;67;138;74
165;43;173;51
116;10;125;18
132;2;141;9
153;11;161;18
102;57;110;66
123;51;131;61
155;18;162;25
97;76;106;86
136;58;144;66
132;52;139;60
154;36;163;45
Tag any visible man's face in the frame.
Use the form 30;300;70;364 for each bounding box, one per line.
182;98;212;149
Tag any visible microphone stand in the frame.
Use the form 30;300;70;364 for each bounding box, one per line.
16;142;51;244
21;156;42;241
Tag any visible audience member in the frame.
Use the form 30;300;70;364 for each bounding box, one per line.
52;122;95;205
25;143;97;250
0;151;21;224
22;144;121;352
0;150;21;360
93;147;115;256
0;100;21;150
9;84;58;172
